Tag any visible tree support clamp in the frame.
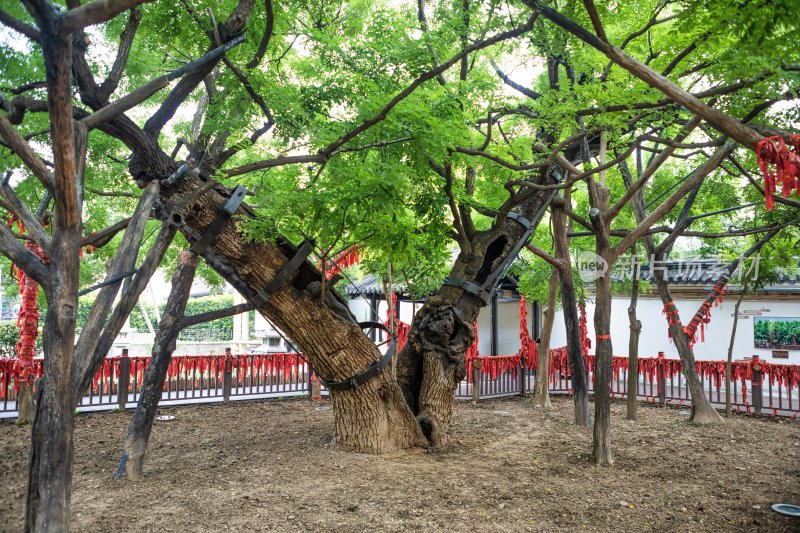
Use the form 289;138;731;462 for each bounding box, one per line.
248;239;316;308
321;321;395;391
189;184;247;254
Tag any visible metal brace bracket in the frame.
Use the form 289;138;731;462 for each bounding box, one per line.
322;321;395;392
189;184;247;255
248;239;315;308
443;276;492;304
505;211;532;230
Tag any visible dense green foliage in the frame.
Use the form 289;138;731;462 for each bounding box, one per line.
0;0;798;321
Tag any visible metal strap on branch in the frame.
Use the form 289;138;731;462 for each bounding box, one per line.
443;168;562;304
505;211;532;230
443;276;492;304
189;184;247;254
321;321;395;392
248;239;315;308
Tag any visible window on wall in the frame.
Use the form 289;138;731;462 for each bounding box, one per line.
267;337;281;347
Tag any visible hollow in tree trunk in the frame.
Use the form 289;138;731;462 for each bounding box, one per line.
532;266;559;408
394;183;555;448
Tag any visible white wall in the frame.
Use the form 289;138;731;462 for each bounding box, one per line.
548;296;800;364
475;299;526;356
348;294;800;364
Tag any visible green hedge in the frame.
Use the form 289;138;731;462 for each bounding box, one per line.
77;293;254;339
0;320;19;358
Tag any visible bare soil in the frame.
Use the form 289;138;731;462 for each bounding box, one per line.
1;396;799;532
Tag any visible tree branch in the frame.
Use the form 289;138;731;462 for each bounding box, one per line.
60;0;154;35
0;8;40;41
0;114;55;192
246;0;274;68
98;8;142;100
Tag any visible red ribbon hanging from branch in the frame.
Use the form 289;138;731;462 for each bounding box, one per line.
15;236;47;387
578;302;591;356
322;244;361;279
518;296;536;364
683;280;726;346
383;290;411;352
756;135;800;210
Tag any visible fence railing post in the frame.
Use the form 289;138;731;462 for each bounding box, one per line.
657;351;666;406
223;347;233;403
751;356;762;415
117;348;130;411
472;358;481;402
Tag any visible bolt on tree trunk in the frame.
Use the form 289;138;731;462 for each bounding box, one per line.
532;267;559;408
115;251;199;481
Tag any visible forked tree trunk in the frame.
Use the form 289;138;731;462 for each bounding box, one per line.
551;199;591;426
589;185;614;466
395;188;555;448
626;248;641;421
115;251;199;480
650;269;723;425
532;266;559;408
162;175;427;453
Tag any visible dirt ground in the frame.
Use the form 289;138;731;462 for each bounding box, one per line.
1;396;798;532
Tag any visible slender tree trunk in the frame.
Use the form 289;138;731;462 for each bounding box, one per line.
589;185;614;465
626;247;641;421
726;277;749;418
532;266;559;408
115;251;199;480
551;199;591;427
650;269;723;424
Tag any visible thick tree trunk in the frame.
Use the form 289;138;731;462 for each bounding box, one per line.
532;267;559;408
626;248;641;421
161;176;427;453
589;186;614;466
395;188;555;448
115;251;198;481
26;278;80;531
24;20;83;531
551;199;591;427
651;270;723;425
